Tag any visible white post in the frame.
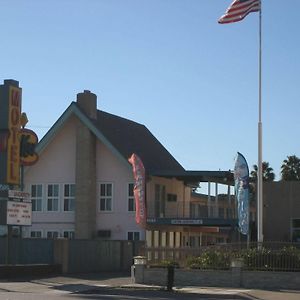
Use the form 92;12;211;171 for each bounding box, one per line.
227;185;231;218
208;181;211;217
215;183;219;217
257;5;263;244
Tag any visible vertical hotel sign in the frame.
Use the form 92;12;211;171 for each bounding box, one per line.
0;80;22;185
7;86;21;184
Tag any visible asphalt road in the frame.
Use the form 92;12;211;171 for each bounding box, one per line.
0;288;252;300
0;273;300;300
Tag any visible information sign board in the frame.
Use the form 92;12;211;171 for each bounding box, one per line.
7;201;32;226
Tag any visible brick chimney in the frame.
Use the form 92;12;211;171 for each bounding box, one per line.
76;90;97;120
75;90;97;239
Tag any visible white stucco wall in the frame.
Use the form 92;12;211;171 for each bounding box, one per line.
95;141;145;240
23;116;77;237
23;114;146;240
23;112;189;242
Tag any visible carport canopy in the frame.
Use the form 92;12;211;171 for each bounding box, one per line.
149;170;234;187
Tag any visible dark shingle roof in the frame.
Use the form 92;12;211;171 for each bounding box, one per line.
92;109;185;174
37;101;233;184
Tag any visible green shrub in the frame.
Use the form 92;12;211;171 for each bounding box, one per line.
149;246;300;271
240;246;300;271
149;259;179;268
185;246;300;271
186;249;231;270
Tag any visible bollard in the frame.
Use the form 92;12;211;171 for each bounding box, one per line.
231;258;244;287
132;256;147;284
166;265;174;291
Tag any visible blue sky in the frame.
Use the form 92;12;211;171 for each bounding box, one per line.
1;0;299;187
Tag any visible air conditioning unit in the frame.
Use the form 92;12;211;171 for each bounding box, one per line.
97;230;111;238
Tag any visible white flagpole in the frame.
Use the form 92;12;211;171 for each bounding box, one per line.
257;1;263;244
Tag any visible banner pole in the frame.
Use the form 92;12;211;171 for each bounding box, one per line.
257;2;263;244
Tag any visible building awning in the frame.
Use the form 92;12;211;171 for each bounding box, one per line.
149;170;234;186
146;217;237;227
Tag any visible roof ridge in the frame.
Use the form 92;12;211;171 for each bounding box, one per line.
97;109;147;128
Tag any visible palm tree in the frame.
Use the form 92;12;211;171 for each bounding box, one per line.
281;155;300;181
250;161;275;182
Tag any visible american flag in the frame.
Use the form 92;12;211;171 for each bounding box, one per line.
218;0;260;24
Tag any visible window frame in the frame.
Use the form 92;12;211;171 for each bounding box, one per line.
154;184;166;217
127;231;140;241
99;182;113;212
30;230;43;238
47;184;60;212
63;230;75;239
127;182;135;212
31;184;43;212
291;218;300;242
63;183;75;212
167;193;177;202
46;230;60;239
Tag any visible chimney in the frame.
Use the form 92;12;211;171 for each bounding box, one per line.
76;90;97;119
75;90;97;239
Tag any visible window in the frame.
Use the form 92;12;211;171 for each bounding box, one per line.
190;203;200;218
128;231;140;241
97;230;111;238
100;183;112;211
63;231;75;239
218;207;225;218
64;184;75;211
292;219;300;242
209;206;214;218
216;237;225;244
31;184;42;211
30;231;42;238
226;208;232;219
47;231;59;239
199;205;208;218
47;184;59;211
167;193;177;202
155;184;166;217
128;183;135;212
190;204;208;218
189;236;200;248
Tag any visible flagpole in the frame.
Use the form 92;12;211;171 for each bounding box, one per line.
257;2;263;244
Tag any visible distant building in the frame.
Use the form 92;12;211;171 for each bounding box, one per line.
264;181;300;242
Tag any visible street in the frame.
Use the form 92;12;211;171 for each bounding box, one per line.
0;273;300;300
0;287;251;300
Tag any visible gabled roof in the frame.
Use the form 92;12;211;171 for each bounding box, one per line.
37;102;185;174
36;101;234;184
92;109;185;174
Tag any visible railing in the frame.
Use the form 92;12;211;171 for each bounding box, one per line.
144;242;300;271
147;199;241;219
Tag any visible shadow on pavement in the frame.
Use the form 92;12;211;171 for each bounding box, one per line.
72;286;256;299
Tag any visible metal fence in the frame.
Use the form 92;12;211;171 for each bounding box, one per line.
0;237;144;273
0;237;54;265
144;242;300;271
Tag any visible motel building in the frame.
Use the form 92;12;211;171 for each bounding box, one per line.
22;89;238;249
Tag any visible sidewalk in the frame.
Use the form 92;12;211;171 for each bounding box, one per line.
0;273;299;299
175;287;300;300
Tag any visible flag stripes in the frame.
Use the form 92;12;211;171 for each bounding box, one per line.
218;0;260;24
